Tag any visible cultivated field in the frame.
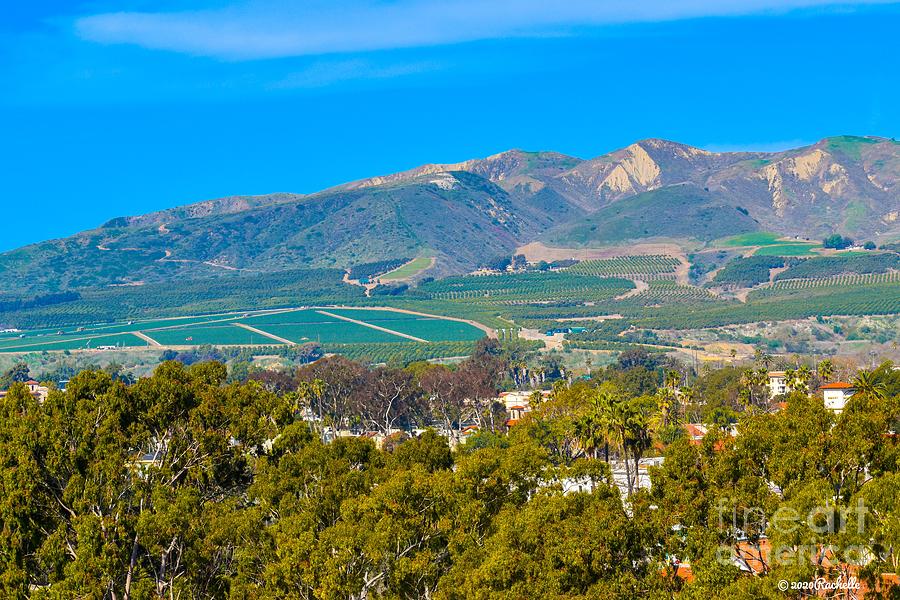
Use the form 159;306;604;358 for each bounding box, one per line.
0;307;487;355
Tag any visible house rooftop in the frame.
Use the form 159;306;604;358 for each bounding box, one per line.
819;382;855;390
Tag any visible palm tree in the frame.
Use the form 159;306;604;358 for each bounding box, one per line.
795;365;812;394
679;386;699;422
784;368;797;393
664;369;682;391
852;370;887;402
605;399;633;494
740;368;757;407
817;359;835;383
624;407;652;495
576;389;615;461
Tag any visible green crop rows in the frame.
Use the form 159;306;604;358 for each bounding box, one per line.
566;255;679;278
761;271;900;293
322;341;478;364
419;272;633;303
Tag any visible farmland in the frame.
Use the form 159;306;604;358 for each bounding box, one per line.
0;307;488;359
716;232;783;247
752;243;821;257
380;256;434;281
566;255;680;279
0;241;897;362
418;272;633;303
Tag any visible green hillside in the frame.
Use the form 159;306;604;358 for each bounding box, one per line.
543;185;759;246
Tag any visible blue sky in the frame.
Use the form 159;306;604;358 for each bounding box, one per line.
1;0;899;250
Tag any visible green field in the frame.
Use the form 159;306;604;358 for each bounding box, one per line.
0;307;488;356
381;256;433;281
753;243;821;257
261;322;404;344
0;332;148;352
146;324;274;347
715;231;783;247
713;231;822;256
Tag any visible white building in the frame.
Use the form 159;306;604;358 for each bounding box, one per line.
767;371;790;398
819;382;856;414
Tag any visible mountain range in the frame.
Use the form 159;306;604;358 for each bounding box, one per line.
3;135;899;294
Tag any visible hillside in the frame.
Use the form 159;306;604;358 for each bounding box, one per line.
2;135;899;295
542;184;760;246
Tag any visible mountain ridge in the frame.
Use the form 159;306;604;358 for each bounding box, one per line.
3;135;899;294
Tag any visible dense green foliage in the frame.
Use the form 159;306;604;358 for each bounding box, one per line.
823;233;855;250
775;253;900;280
711;256;795;288
2;351;899;598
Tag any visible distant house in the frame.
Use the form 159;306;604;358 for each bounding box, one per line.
684;423;708;445
766;371;790;398
819;382;856;414
498;390;552;426
459;424;481;443
0;380;50;403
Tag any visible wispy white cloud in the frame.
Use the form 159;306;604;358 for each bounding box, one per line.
269;58;441;89
74;0;897;60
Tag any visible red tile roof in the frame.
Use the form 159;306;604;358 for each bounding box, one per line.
819;382;855;390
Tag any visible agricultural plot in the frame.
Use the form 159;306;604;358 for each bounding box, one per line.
241;309;341;326
420;272;633;303
380;256;433;281
753;243;821;257
319;309;426;322
617;281;720;307
0;307;488;359
145;324;277;347
774;253;900;280
366;317;484;342
716;232;783;247
0;332;147;352
257;321;403;344
324;308;484;342
323;341;479;364
566;255;680;279
757;272;900;294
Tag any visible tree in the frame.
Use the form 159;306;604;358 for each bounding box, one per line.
0;362;31;389
419;365;470;446
817;359;835;383
296;355;368;434
823;233;853;250
852;369;888;402
357;367;422;436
